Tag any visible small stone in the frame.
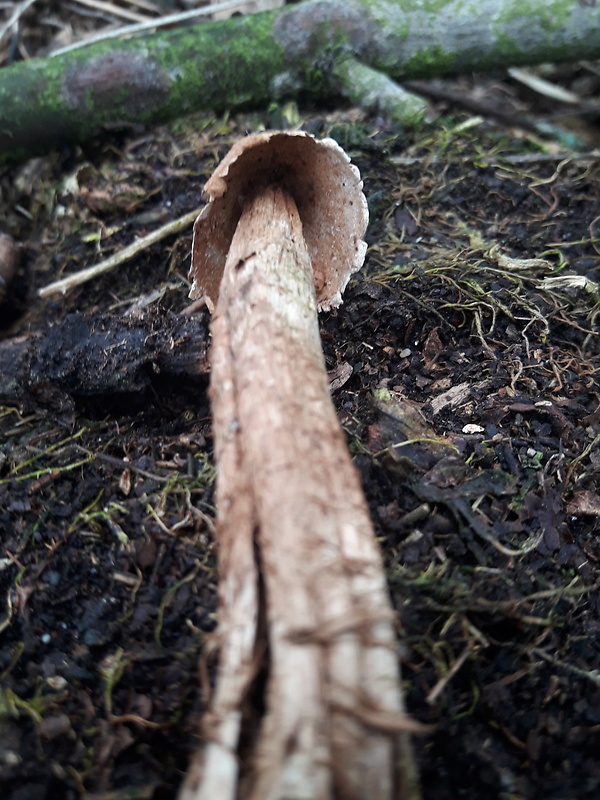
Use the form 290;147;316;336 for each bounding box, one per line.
39;714;72;740
46;676;68;691
462;423;484;434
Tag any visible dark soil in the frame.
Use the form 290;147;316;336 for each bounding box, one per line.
1;5;600;800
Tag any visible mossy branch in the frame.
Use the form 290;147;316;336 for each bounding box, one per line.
2;0;600;164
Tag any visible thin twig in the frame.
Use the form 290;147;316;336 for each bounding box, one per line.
403;79;539;133
71;0;151;24
123;0;159;12
73;446;176;484
50;0;259;56
390;150;600;167
530;647;600;689
507;67;580;105
426;645;473;705
39;207;201;298
0;0;39;43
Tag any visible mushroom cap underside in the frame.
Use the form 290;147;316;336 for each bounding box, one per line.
190;130;369;312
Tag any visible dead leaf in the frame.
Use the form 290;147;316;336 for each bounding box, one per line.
423;327;443;368
430;382;471;415
394;206;419;236
119;468;132;496
567;491;600;517
328;361;353;392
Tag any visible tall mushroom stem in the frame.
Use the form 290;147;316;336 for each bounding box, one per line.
180;136;421;800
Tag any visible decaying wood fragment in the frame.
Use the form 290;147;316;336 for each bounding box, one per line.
0;310;208;407
181;132;421;800
0;233;19;302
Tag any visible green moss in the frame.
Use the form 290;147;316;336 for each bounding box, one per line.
153;12;284;117
0;686;46;725
372;0;571;27
495;0;571;33
0;11;284;164
293;20;360;99
398;0;462;12
402;45;459;78
492;0;574;60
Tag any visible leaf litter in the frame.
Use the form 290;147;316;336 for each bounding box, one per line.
0;18;599;798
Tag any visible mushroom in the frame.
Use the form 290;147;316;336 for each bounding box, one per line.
181;132;420;800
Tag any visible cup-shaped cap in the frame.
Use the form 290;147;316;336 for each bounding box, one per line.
190;131;368;312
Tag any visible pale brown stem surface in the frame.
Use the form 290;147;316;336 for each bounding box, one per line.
181;186;420;800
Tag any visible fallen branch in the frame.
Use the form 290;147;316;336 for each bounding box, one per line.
3;0;600;164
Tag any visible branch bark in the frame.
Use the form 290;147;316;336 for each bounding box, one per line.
1;0;600;164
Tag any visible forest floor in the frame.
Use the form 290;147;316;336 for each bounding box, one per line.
1;3;600;800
